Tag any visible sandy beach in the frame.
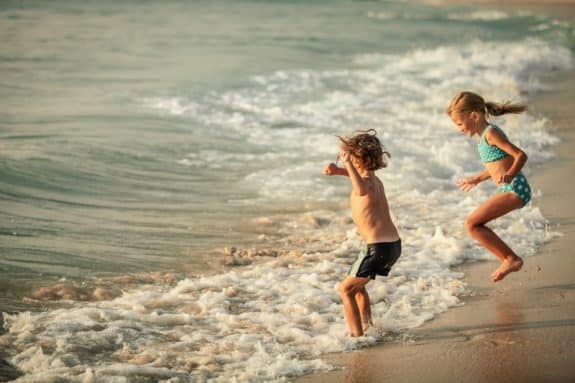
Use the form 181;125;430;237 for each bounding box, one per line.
426;0;575;5
297;4;575;383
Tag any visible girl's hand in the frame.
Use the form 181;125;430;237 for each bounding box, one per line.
323;163;339;176
498;173;513;185
456;177;479;192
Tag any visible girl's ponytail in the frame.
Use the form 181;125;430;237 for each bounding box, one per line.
485;101;527;116
448;91;527;117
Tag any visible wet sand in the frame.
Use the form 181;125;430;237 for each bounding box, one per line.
297;6;575;383
424;1;575;21
426;0;575;5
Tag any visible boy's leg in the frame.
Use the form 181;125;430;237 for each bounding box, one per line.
339;276;370;336
464;192;524;282
355;288;372;330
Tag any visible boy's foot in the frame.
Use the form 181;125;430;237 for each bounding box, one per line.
362;320;373;332
491;257;523;282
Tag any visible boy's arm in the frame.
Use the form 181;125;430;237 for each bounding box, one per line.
341;153;369;196
323;163;349;177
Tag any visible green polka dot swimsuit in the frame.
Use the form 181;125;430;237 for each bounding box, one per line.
478;124;509;163
478;124;531;206
498;173;531;206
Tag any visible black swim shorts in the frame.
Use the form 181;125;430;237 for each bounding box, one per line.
348;240;402;279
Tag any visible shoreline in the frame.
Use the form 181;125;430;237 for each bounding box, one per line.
297;10;575;383
425;0;575;5
424;0;575;20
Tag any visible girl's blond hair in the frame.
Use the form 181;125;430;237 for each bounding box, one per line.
447;91;527;117
337;129;389;171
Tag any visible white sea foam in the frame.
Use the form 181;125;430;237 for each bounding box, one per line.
229;39;570;202
2;225;467;382
3;38;571;381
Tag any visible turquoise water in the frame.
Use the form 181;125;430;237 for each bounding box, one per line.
1;0;573;304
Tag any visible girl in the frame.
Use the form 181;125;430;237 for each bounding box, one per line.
447;91;530;282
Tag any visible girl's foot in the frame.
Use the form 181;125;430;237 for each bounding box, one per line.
491;257;523;282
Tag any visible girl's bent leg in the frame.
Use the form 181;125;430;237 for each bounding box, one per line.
465;192;524;282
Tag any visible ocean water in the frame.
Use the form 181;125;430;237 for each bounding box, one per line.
1;0;574;381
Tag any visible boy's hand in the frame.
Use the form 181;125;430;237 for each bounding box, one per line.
338;149;351;163
323;163;339;176
456;177;479;192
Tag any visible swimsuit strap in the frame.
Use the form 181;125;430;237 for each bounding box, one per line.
480;123;498;142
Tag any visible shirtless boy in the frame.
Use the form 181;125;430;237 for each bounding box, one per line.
323;129;401;337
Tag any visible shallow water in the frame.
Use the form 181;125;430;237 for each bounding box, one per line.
1;0;574;381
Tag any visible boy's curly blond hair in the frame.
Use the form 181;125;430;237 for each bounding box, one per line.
338;129;389;171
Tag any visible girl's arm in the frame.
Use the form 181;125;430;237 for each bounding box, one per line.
457;169;490;192
323;163;349;177
341;152;369;196
486;128;528;183
473;169;491;183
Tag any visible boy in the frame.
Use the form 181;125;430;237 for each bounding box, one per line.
323;129;401;337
